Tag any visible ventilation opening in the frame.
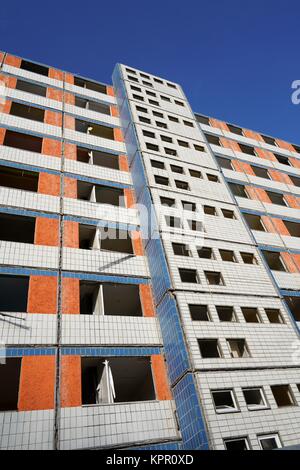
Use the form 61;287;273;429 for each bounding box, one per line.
77;181;125;207
79;224;133;254
0;165;39;192
16;79;47;97
10;102;45;123
198;339;222;358
75;97;110;115
271;385;295;407
21;60;49;76
284;296;300;321
74;77;107;94
3;130;42;153
77;147;119;170
80;282;142;317
244;213;266;232
81;356;155;404
0;213;35;243
0;358;21;411
262;251;287;271
0;275;29;312
75;119;114;140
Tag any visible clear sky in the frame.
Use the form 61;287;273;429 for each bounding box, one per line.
1;0;299;144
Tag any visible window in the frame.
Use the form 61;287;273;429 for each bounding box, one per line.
153;111;163;118
266;191;287;206
204;205;217;216
160;135;172;143
140;73;150;80
221;209;236;219
160;197;175;207
171;165;184;174
133;94;144;101
148;99;159;106
143;130;155;138
75;119;114;139
77;148;119;170
136;105;148;113
0;213;35;244
283;296;300;321
212;389;239;413
207;174;219;182
290;175;300;187
131;85;142;92
187;219;203;231
128;75;139;83
160;95;171;102
258;434;282;450
216;157;233;170
284;220;300;238
229;183;248;198
189;305;210;321
271;385;296;407
154;78;163;84
167;82;176;89
75;97;111;115
0;358;22;411
164;147;177;156
179;268;199;283
151;160;165;169
174;100;184;107
242;388;268;410
74;77;106;94
146;143;159;152
216;306;237;322
21;59;49;76
182;201;196;212
3;130;42;153
126;68;136;74
10;102;45;122
194;144;205;152
177;140;189;148
219;249;237;263
265;309;284;324
139;116;151;124
227;124;243;136
244;213;266;232
252;166;270;179
143;81;152;87
262;251;287;271
198;339;222;358
274;154;290;166
0;165;39;192
239;144;256;156
156;121;167;129
197;247;214;259
240;252;257;264
196;115;210;125
183;120;194;127
16;79;47;97
224;437;250;450
227;339;250;358
261;135;276;146
165;216;181;228
0;274;29;312
172;243;190;257
205;271;224;285
189;169;202;178
155;175;169;186
205;134;220;145
175;180;189;190
168;115;179;123
241;307;262;323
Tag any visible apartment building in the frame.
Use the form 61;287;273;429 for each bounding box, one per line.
0;52;299;450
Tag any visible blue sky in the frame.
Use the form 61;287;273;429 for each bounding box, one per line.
1;0;299;144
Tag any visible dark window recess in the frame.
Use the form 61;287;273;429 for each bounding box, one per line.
126;68;136;74
239;144;256;156
177;140;189;148
227;124;243;136
205;271;224;285
198;339;222;358
174;100;184;107
183;120;194;127
189;305;210;321
189;169;202;178
75;97;110;115
131;85;142;93
229;183;248;198
148;99;159;106
241;307;261;323
266;191;286;206
10;102;45;123
216;306;236;322
16;79;47;97
179;268;198;283
284;296;300;321
154;78;163;84
160;95;171;102
160;135;172;143
3;130;42;153
167;82;176;89
217;157;233;170
204;205;217;215
262;251;287;272
139;116;151;124
265;309;284;324
219;249;237;262
271;385;295;407
240;252;257;264
143;130;155;138
293;144;300;153
290;175;300;187
164;147;177;156
153;111;164;118
128;75;139;83
146;90;156;97
77;147;119;170
244;213;265;232
172;243;190;257
77;180;125;207
160;197;175;207
175;180;189;190
151;160;165;169
168;115;179;123
224;438;249;450
182;201;196;212
207;174;219;183
133;94;144;101
81;357;155;405
222;209;235;219
155;175;169;186
79;225;133;254
80;281;142;316
136;106;148;113
75;119;114;140
274;154;290;166
194;144;205;152
196;115;210;125
205;134;221;146
74;77;106;94
197;247;214;259
171;165;184;174
0;358;21;411
0;213;35;244
146;143;159;152
0;165;39;192
21;59;49;76
156;121;167;129
0;274;29;312
252;166;270;179
284;220;300;238
262;135;276;146
140;73;150;80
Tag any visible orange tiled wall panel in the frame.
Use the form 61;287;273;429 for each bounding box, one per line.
0;74;17;89
268;169;293;185
209;118;229;132
62;278;80;314
63;221;79;248
4;54;21;67
220;137;241;152
262;216;291;236
114;128;124;142
18;356;56;411
34;217;59;247
106;86;115;96
64;143;77;160
243;129;264;142
151;355;172;400
255;148;277;162
38;172;60;196
44;110;63;127
48;68;63;81
0;128;5;144
46;87;63;102
27;276;57;314
119;155;129;172
42;138;62;157
64;115;75;130
139;284;155;317
110;105;119;117
275;138;295;152
60;356;82;407
64;177;77;198
246;186;271;203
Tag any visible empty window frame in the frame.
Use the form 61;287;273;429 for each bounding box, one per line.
179;268;199;283
274;154;290;166
224;437;250;450
0;165;39;192
205;134;221;146
262;251;287;272
261;135;277;146
177;140;189;148
196;115;210;125
21;59;49;76
242;388;268;410
182;200;196;212
228;183;249;198
198;339;222;358
284;220;300;238
151;159;165;169
258;434;282;450
252;165;271;179
160;197;175;207
207;174;219;183
168;115;179;123
77;181;125;207
290;175;300;187
212;389;239;413
136;105;148;113
216;306;237;322
10;102;45;122
205;271;224;285
175;180;189;190
270;385;296;407
189;169;202;178
0;358;22;411
189;305;210;321
265;308;284;324
146;143;159;152
0;213;35;244
266;191;287;206
227;124;243;136
203;205;217;216
165;215;181;228
240;252;257;264
241;307;262;323
75;119;114;140
3;130;42;153
197;247;214;259
152;111;164;118
148;99;159;106
16;78;47;97
139;116;151;124
171;164;184;174
283;296;300;321
219;249;237;263
183;120;194;127
239;144;256;156
160;95;171;102
227;339;250;358
155;175;169;186
174;100;184;107
164;147;177;156
75;96;110;115
172;243;190;257
244;213;266;232
221;209;236;219
0;274;29;312
143;130;155;138
77;147;120;170
156;121;167;129
79;225;133;254
74;77;106;94
194;144;205;152
216;156;234;170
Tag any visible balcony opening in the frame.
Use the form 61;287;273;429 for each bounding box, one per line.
77;147;119;170
80;281;142;316
0;274;29;312
290;175;300;187
198;339;222;358
16;79;47;97
0;358;21;411
244;213;266;232
216;306;236;322
79;224;133;254
196;115;210;125
284;296;300;321
216;157;233;170
266;191;286;206
252;166;270;179
261;135;276;146
75;119;114;140
284;220;300;238
262;251;287;271
81;356;155;404
227;339;250;358
271;385;295;407
74;77;107;94
229;183;248;198
189;305;210;321
222;209;236;219
10;102;45;123
205;134;220;146
241;307;261;323
75;97;110;115
21;59;49;76
3;130;42;153
0;213;35;243
77;181;125;207
227;124;243;136
239;144;256;156
274;154;290;166
0;165;39;192
240;252;257;264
